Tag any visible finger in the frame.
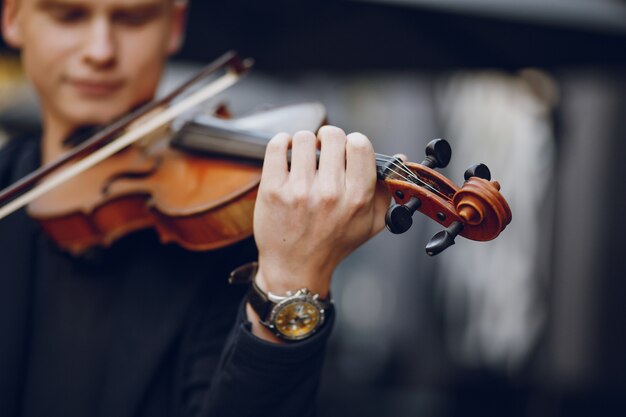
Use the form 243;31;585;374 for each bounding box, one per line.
260;132;290;189
345;132;376;199
289;130;318;187
317;125;346;188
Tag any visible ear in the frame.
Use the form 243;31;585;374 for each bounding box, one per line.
2;0;24;49
166;2;188;55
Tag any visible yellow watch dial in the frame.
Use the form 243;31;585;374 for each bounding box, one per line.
274;301;321;339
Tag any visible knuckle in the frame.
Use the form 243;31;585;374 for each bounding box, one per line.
350;195;370;213
261;187;284;205
289;187;310;207
346;186;373;214
317;187;340;208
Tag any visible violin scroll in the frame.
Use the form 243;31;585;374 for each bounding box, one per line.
381;139;512;256
452;175;511;238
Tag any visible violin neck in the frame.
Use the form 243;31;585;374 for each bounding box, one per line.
171;121;269;162
172;120;395;176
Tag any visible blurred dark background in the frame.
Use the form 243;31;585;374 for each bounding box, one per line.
2;0;626;416
176;0;626;71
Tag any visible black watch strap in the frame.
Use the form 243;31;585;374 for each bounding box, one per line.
248;280;272;321
228;261;271;320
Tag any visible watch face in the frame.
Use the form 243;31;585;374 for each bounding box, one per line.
273;299;323;340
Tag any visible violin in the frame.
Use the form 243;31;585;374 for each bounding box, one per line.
0;51;511;257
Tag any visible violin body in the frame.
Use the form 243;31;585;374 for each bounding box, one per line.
29;144;261;256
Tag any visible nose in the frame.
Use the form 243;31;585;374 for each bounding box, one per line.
82;18;116;68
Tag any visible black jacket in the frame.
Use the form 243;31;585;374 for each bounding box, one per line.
0;135;332;417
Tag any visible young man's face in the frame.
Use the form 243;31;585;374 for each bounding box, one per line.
2;0;186;129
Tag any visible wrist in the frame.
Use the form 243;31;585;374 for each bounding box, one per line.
255;263;331;299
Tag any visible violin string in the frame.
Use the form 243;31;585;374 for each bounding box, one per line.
375;155;433;186
375;155;421;182
374;154;452;202
374;155;424;187
385;161;451;202
375;154;452;202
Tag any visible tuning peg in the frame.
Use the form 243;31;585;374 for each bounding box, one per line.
425;221;464;256
421;139;452;169
464;163;491;181
385;197;422;234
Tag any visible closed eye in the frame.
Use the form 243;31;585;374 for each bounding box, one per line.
40;2;89;24
112;5;164;27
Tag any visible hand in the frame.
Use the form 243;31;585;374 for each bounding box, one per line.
252;125;391;298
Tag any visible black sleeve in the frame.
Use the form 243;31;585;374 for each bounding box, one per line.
200;300;334;417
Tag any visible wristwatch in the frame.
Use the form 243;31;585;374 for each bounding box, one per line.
229;262;332;341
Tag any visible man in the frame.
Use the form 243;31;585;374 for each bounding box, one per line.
0;0;390;416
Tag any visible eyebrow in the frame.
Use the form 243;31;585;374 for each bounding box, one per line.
36;0;166;12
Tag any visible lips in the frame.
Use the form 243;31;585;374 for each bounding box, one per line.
66;77;125;96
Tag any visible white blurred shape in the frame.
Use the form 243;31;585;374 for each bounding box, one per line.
435;70;556;370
